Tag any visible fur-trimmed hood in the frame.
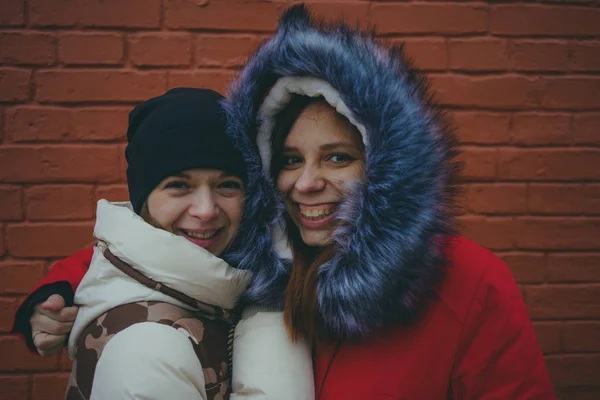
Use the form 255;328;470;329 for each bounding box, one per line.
226;5;460;340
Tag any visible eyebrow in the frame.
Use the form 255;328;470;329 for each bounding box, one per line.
283;142;362;152
170;172;191;179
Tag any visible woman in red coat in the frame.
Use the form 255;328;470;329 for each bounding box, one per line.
14;5;554;399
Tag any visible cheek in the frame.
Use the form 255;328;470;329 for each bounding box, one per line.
277;171;295;195
222;197;244;229
147;193;183;231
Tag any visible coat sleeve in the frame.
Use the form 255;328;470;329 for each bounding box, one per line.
11;247;94;352
231;309;315;400
90;322;207;400
450;255;556;399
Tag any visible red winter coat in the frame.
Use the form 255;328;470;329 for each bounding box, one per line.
314;237;555;399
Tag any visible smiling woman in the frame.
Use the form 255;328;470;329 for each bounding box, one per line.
272;97;365;247
144;169;245;256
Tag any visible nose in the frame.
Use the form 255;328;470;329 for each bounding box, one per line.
188;189;220;220
295;165;326;193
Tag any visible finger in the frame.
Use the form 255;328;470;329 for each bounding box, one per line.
33;332;67;352
37;340;66;357
31;314;74;335
35;305;79;323
39;294;66;312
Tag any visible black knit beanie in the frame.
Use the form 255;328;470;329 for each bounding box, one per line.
125;87;246;215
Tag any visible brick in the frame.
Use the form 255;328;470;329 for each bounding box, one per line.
95;184;129;203
455;147;497;181
512;113;571;145
165;0;280;31
0;224;5;256
305;3;369;25
0;375;29;400
546;354;600;387
430;74;541;109
498;148;600;181
452;112;510;145
528;184;583;215
196;34;261;68
0;145;121;183
0;0;25;26
573;113;600;145
82;0;161;28
0;32;56;66
371;3;487;35
0;260;45;294
582;184;600;214
525;284;600;319
394;38;447;72
509;40;569;72
467;183;527;214
7;222;94;258
29;0;161;28
547;254;600;282
35;70;166;103
26;185;94;221
490;5;600;37
32;373;70;400
59;32;123;65
28;0;77;27
168;70;235;95
0;336;59;371
564;322;600;352
532;321;562;354
0;68;31;102
541;77;600;110
571;41;600;71
0;297;17;332
6;106;129;143
517;217;600;250
0;186;23;220
457;216;518;250
455;190;468;216
448;38;508;71
501;252;546;284
130;33;192;67
556;387;600;400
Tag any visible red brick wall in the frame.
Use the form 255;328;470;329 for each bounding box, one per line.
1;1;599;398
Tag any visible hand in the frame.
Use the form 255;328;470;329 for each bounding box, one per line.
30;294;79;356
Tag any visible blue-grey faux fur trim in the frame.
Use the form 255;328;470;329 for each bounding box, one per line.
227;4;461;339
220;94;290;309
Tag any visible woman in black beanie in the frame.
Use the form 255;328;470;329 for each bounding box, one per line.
13;88;313;400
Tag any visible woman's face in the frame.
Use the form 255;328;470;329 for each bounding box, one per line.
277;101;365;247
146;168;244;256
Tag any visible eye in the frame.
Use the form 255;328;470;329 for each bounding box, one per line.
217;179;244;197
282;156;302;169
164;180;190;190
218;180;243;190
328;153;353;164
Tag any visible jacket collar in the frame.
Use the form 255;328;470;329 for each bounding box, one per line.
94;200;252;309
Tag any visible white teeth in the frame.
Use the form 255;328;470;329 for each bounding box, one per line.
183;230;217;239
299;206;337;219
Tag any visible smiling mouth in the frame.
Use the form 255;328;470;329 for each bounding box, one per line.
297;204;338;220
180;229;221;239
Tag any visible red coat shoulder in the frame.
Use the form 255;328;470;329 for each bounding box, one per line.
434;235;514;325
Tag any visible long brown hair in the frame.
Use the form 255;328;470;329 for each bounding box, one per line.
270;95;338;344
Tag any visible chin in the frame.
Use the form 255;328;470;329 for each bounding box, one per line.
300;231;331;248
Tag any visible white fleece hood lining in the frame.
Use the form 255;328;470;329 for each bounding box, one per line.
256;76;368;261
256;76;368;176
